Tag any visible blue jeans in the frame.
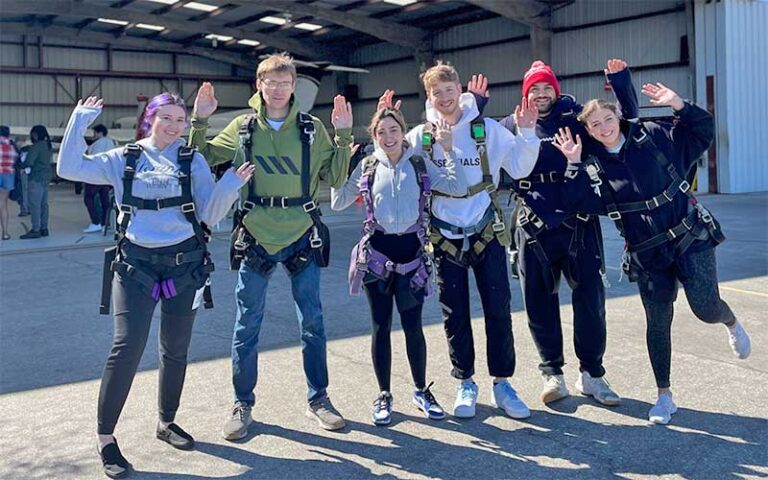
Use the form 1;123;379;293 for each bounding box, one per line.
232;234;328;405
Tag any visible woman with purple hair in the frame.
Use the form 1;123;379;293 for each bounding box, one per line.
59;93;255;478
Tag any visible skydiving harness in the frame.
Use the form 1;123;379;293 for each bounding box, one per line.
580;125;725;281
348;155;434;296
99;144;215;315
229;112;330;276
516;203;609;294
423;118;511;267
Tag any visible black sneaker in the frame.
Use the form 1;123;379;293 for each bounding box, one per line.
19;230;41;239
156;422;195;450
99;440;132;479
41;229;49;237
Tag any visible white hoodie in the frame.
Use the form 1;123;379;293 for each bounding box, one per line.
405;93;541;239
331;142;467;234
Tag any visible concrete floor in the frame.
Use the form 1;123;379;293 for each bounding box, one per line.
1;184;766;480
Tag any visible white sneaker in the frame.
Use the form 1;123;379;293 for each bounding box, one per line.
727;321;751;359
648;394;677;424
453;380;478;418
575;372;621;406
491;380;531;419
83;224;102;233
540;374;569;404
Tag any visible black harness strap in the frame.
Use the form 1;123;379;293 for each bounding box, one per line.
101;144;214;315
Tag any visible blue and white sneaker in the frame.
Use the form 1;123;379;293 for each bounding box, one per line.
413;382;446;420
491;380;531;419
372;392;393;426
453;380;479;418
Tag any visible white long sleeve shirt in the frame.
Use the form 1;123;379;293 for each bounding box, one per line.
405;93;541;239
58;105;244;248
331;143;467;234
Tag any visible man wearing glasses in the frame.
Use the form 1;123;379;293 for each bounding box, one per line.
190;52;354;439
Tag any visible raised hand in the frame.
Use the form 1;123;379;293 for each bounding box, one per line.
605;58;628;75
467;74;489;98
376;89;401;111
642;82;685;111
234;162;256;183
553;127;583;164
331;94;353;129
193;82;218;118
434;119;453;152
514;97;538;129
78;96;104;110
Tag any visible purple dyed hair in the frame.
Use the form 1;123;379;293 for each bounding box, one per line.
135;92;187;140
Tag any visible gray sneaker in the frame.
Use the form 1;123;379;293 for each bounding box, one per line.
222;402;252;441
540;374;570;404
306;397;346;431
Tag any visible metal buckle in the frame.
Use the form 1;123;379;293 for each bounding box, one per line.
608;211;622;221
492;221;505;233
518;215;530;226
518;180;532;190
181;202;195;213
549;171;558;182
484;183;496;194
384;260;395;271
119;204;132;213
662;189;674;201
646;197;660;210
576;213;590;222
175;252;184;266
280;197;289;209
679;180;690;193
667;228;678;239
268;197;276;207
697;205;713;223
302;201;317;212
310;237;323;248
243;201;255;211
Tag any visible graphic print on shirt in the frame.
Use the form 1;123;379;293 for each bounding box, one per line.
252;155;300;176
133;157;182;198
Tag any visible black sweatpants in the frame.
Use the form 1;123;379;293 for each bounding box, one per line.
97;237;204;435
84;184;111;226
435;238;516;380
637;247;736;389
515;219;607;378
362;232;427;392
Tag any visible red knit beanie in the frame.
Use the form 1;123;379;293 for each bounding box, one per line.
522;60;560;98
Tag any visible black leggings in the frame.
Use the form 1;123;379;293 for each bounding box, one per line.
637;247;736;389
97;238;203;435
363;273;427;392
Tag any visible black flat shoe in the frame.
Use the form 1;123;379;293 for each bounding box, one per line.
19;230;41;239
156;423;195;450
41;229;49;237
99;440;132;479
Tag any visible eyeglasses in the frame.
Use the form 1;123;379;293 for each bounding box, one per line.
260;79;294;91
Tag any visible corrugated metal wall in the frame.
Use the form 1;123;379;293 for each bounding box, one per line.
0;37;252;129
693;0;767;193
339;1;690;134
722;0;768;193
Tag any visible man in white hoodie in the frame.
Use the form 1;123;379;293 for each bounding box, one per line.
401;63;541;419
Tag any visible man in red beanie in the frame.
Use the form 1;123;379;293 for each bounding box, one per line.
489;59;637;408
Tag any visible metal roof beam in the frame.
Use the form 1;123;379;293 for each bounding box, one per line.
228;0;431;50
0;22;260;71
464;0;551;29
0;0;335;59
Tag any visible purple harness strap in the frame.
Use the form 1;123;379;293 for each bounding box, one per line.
348;155;433;296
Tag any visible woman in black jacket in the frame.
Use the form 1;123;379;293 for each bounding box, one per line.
553;64;751;425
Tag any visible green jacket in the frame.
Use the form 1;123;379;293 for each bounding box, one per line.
189;93;351;254
26;141;53;183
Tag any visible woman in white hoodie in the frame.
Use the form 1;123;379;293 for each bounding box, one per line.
332;108;466;425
